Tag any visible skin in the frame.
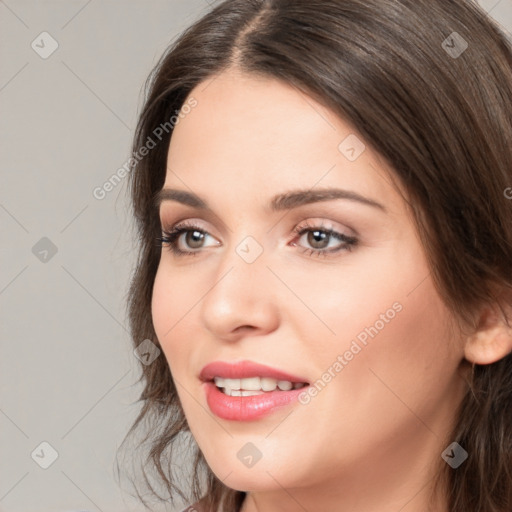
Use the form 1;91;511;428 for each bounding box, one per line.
151;67;512;512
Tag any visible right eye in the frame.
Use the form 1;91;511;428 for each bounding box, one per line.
158;221;220;257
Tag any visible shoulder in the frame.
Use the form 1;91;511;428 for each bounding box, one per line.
179;497;225;512
179;503;206;512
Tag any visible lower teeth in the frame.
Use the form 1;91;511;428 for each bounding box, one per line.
224;389;264;397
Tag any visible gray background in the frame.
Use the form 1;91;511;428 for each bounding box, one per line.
0;1;511;511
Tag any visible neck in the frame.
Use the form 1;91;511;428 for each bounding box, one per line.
238;441;450;512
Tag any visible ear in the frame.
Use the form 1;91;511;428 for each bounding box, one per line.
464;299;512;365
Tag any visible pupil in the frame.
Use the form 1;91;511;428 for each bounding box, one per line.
308;230;328;249
186;230;204;248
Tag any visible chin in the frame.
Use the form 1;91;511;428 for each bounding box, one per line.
201;445;307;492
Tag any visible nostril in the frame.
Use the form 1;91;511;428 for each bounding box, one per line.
235;325;256;333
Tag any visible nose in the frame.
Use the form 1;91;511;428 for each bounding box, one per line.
200;241;280;342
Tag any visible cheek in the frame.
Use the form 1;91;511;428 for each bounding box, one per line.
288;242;458;406
273;251;414;365
365;276;458;384
151;265;192;365
151;267;169;338
320;272;459;442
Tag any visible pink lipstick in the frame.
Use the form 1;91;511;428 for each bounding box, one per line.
200;360;309;421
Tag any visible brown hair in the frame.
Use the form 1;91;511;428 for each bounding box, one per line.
116;1;512;511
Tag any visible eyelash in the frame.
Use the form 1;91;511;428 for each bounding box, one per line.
157;219;358;259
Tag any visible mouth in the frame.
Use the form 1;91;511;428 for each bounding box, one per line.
200;360;310;421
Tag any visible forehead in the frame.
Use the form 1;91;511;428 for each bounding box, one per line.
164;68;404;217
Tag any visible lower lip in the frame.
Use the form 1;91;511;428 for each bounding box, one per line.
204;381;309;421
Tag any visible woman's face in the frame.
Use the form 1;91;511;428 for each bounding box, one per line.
152;68;467;508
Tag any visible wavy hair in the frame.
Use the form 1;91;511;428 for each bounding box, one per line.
116;1;512;511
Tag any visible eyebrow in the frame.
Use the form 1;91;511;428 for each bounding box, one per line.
154;187;387;213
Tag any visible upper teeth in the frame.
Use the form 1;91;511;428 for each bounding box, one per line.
214;376;306;393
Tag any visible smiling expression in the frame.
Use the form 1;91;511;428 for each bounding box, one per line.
151;67;467;508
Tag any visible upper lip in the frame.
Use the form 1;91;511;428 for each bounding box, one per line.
199;360;309;383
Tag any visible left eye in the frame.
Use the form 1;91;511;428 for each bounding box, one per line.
292;226;358;257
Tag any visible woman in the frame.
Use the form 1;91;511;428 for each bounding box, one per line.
117;0;512;511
